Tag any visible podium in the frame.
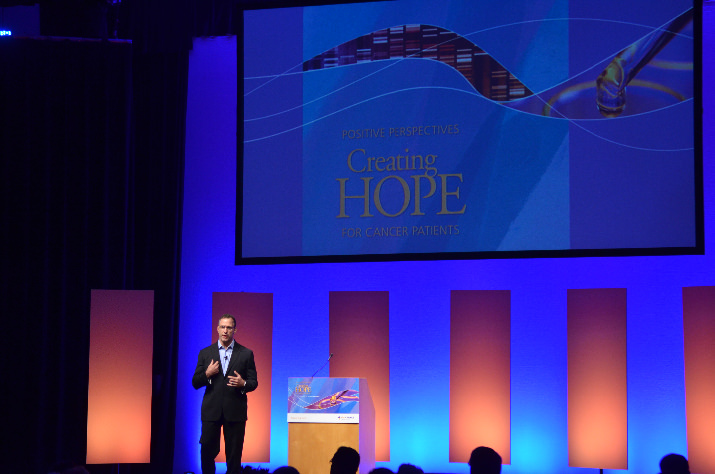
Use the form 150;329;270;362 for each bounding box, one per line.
288;377;375;474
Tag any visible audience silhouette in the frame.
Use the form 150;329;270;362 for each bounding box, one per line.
468;446;502;474
330;446;361;474
659;453;690;474
396;463;424;474
368;468;394;474
264;445;690;474
273;466;301;474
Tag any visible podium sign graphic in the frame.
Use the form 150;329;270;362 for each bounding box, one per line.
288;377;360;423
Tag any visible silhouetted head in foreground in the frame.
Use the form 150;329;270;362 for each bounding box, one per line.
659;453;690;474
368;468;393;474
468;446;502;474
331;446;361;474
273;466;300;474
396;464;423;474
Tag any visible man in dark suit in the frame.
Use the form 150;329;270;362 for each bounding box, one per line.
192;314;258;474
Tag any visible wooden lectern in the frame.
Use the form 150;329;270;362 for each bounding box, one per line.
288;377;375;474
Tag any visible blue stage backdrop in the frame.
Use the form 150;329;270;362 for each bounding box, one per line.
173;5;714;473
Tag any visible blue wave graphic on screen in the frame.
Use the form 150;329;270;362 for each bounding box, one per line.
245;11;693;152
303;24;534;102
508;8;694;124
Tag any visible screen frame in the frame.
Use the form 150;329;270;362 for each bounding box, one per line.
235;0;704;266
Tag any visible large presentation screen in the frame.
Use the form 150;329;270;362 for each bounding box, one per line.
239;0;701;263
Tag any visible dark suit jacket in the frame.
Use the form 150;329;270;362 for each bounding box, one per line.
192;341;258;422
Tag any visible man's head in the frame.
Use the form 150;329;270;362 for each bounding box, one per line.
217;314;236;347
468;446;501;474
660;454;690;474
396;464;423;474
330;446;360;474
273;466;300;474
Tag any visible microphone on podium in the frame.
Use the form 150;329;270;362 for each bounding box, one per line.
310;352;334;378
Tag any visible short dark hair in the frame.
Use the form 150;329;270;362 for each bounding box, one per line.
273;466;300;474
396;464;423;474
331;446;360;474
468;446;501;474
219;314;236;328
660;453;689;474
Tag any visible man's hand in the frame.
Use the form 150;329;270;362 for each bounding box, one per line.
206;359;220;379
227;370;246;388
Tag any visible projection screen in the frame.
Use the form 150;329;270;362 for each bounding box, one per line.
238;0;702;264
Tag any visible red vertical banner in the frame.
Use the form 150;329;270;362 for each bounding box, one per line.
87;289;154;464
682;286;715;474
212;292;273;463
449;290;511;464
567;288;627;470
329;291;390;461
